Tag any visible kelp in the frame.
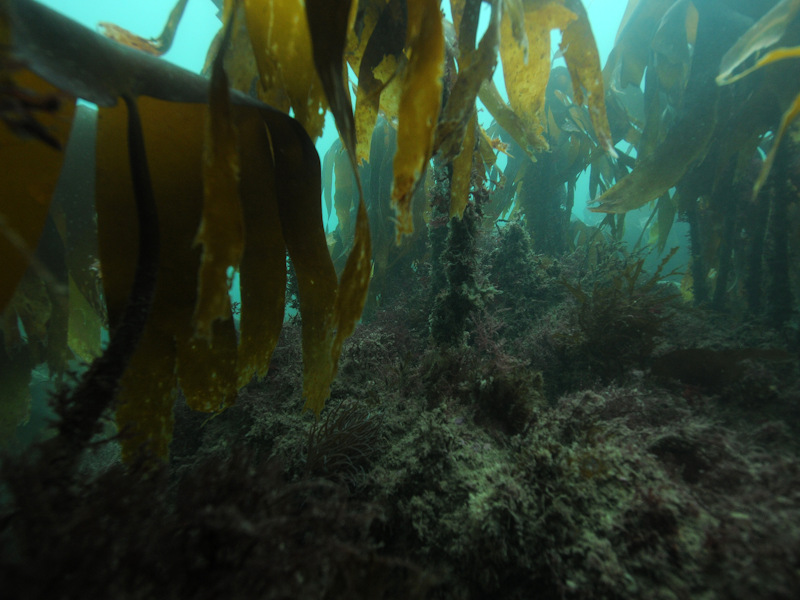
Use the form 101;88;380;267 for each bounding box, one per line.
590;0;747;214
450;112;478;219
478;79;541;163
716;0;800;198
474;0;614;171
434;0;499;164
438;0;498;218
304;0;359;161
716;0;800;84
241;0;327;139
0;68;75;313
391;0;444;239
351;0;407;164
585;0;800;315
499;0;577;153
3;0;626;456
603;0;677;90
194;12;244;340
561;0;616;157
1;0;372;458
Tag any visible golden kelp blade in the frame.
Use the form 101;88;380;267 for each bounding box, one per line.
434;0;499;162
305;0;358;160
499;0;576;153
392;0;444;240
450;0;465;34
0;69;75;312
242;0;327;139
211;1;260;93
97;98;239;459
334;144;357;243
478;79;540;163
353;0;407;164
194;11;244;341
716;7;800;198
716;0;800;85
562;0;617;158
260;110;338;414
67;275;102;362
236;108;286;388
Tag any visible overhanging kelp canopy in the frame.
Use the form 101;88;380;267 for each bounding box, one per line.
0;0;370;460
1;0;618;461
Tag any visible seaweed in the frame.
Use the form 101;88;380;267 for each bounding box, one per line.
561;246;682;380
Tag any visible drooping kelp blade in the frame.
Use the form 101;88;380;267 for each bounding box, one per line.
562;0;616;157
754;80;800;199
716;0;800;85
334;142;357;244
331;197;372;372
720;45;800;86
590;101;714;213
305;0;358;159
236;108;287;388
435;0;499;163
305;0;372;335
9;0;371;451
499;0;577;153
392;0;444;239
353;0;407;164
260;110;338;414
242;0;327;139
96;98;239;458
715;26;800;201
478;79;540;163
602;0;676;89
194;12;244;340
0;68;75;312
592;0;747;213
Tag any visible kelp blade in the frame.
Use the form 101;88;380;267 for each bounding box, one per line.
392;0;444;240
499;0;576;153
96;98;239;460
194;9;244;340
0;69;75;312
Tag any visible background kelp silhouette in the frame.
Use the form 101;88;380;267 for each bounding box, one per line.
2;1;800;598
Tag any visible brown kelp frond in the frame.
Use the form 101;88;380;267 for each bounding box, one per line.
193;5;243;340
2;0;374;459
41;94;159;469
716;0;800;85
716;0;800;199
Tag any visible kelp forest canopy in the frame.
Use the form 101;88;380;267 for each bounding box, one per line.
1;0;799;462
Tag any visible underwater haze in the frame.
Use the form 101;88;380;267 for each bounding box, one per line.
2;1;800;599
